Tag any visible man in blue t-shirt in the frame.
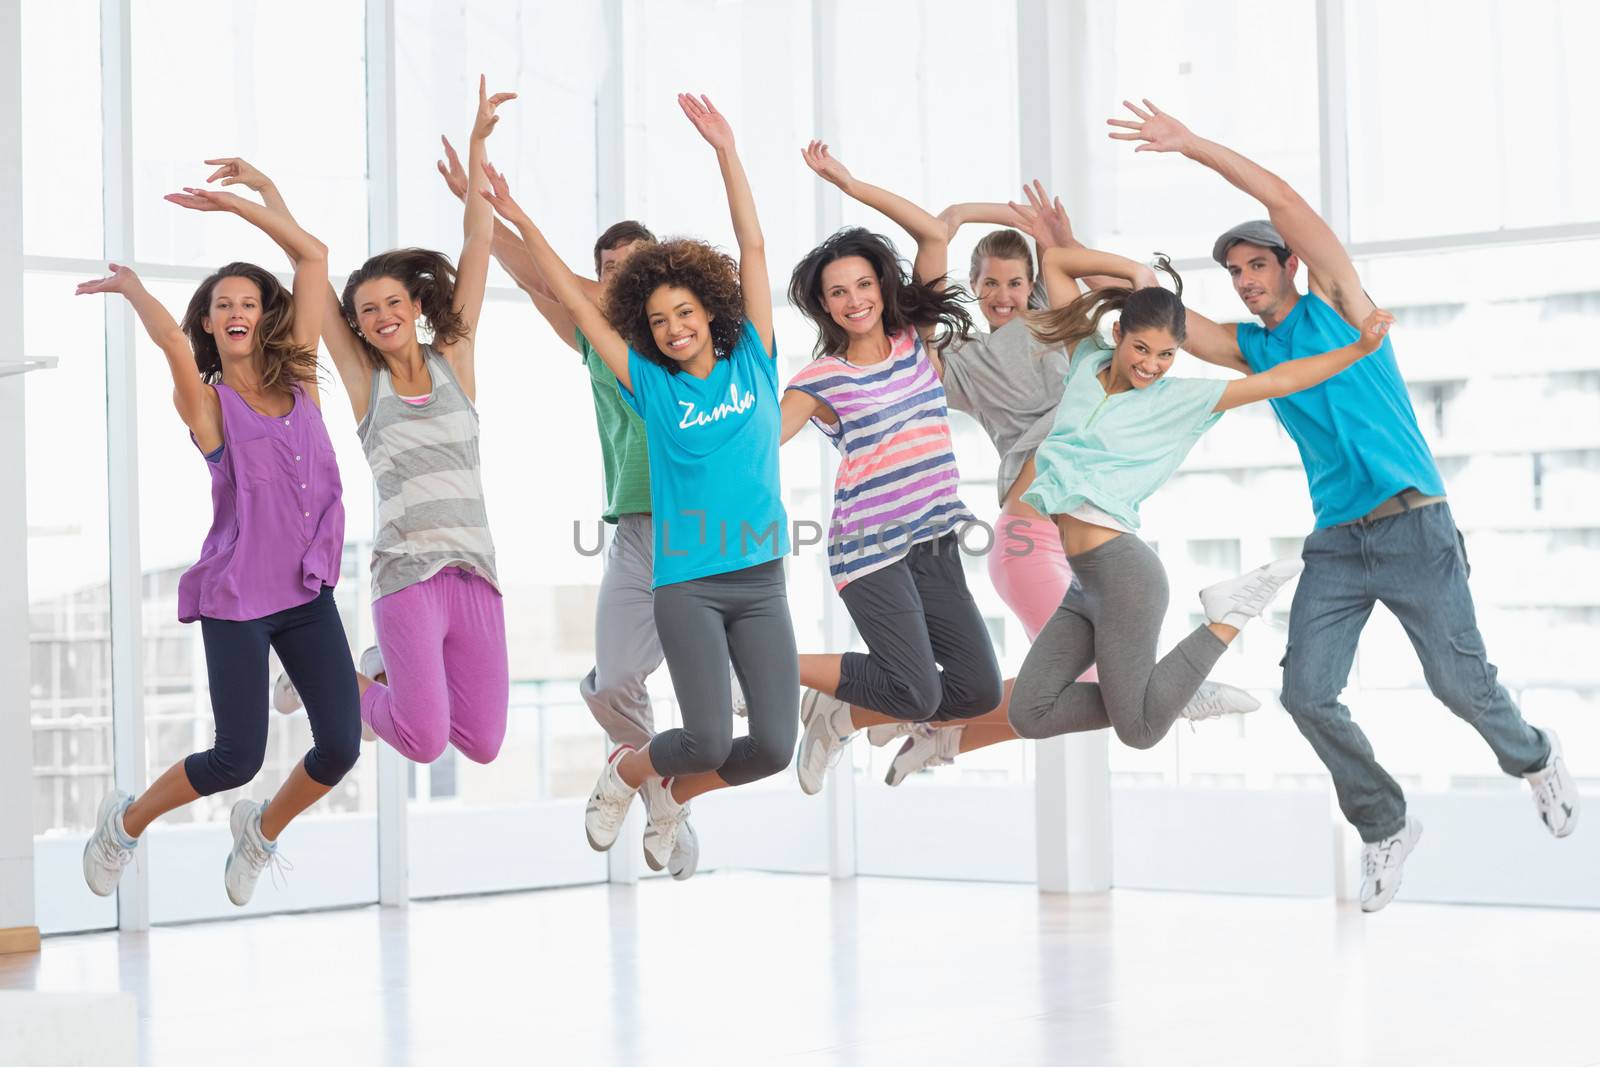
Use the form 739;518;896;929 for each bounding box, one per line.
1110;99;1579;912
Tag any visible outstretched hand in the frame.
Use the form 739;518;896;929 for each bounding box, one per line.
472;74;517;141
1106;99;1194;154
476;160;527;225
164;186;247;213
1020;179;1076;249
436;135;469;200
203;157;272;192
801;140;852;189
679;93;735;151
1356;309;1395;354
75;262;141;296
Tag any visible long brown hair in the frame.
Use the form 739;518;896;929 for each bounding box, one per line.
340;248;467;368
788;227;973;359
181;262;316;392
1027;254;1185;353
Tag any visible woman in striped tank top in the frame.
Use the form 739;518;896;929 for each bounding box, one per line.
781;143;1005;796
270;77;518;767
78;181;360;908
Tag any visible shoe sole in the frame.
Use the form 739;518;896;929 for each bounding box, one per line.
1360;818;1423;914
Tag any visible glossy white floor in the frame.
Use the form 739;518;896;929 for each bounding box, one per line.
4;873;1599;1067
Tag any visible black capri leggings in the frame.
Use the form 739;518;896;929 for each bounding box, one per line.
184;586;362;796
835;533;1004;722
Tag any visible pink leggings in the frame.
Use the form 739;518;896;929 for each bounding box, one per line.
361;567;509;764
988;514;1097;681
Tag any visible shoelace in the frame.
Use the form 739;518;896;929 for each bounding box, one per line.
237;825;295;891
1529;762;1567;812
591;781;632;832
1226;571;1287;612
1362;836;1405;880
91;824;136;874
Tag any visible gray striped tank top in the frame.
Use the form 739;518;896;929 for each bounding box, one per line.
356;346;500;600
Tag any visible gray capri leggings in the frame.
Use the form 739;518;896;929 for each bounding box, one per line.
1009;534;1226;749
649;559;799;786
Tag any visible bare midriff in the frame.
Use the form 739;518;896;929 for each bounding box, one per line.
1054;511;1125;557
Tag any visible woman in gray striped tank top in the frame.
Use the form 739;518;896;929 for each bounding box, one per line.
274;77;519;766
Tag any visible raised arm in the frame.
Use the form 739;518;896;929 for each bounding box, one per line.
802;141;950;291
436;134;588;354
1031;245;1158;309
680;94;772;354
76;264;222;451
195;156;370;414
442;75;518;382
1109;99;1373;327
479;165;634;393
164;182;329;402
1182;308;1249;375
1214;309;1392;412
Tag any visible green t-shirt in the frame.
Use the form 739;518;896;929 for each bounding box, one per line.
577;328;652;522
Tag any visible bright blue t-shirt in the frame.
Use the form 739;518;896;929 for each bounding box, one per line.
1236;292;1444;528
618;318;790;588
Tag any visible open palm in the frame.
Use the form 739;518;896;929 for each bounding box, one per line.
801;140;852;188
1106;99;1194;153
679;93;734;151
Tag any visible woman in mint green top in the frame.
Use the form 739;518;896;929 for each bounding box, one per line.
1007;241;1394;752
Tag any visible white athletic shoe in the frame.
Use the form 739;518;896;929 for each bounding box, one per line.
668;817;700;881
1360;816;1423;913
1179;682;1262;724
272;671;303;715
584;746;639;852
885;724;960;787
866;721;916;748
1199;558;1305;629
82;790;138;897
224;800;288;907
355;646;386;742
731;663;748;719
796;688;855;796
1526;730;1579;838
640;778;691;872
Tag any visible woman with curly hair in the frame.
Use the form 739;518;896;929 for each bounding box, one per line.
781;143;1005;796
236;76;518;769
76;178;359;908
482;93;797;869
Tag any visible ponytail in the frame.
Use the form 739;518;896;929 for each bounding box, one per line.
1027;253;1186;353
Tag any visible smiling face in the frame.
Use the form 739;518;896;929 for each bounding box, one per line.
1110;322;1180;390
203;275;264;361
645;284;715;366
1224;241;1299;321
819;255;883;340
974;255;1031;330
353;276;422;354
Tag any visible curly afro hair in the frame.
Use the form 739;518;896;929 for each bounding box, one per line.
604;238;745;371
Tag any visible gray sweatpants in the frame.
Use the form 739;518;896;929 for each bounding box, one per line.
579;515;663;750
1009;534;1227;749
649;559;799;787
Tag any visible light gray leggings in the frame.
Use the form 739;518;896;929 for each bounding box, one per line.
649;559;799;786
1009;534;1227;749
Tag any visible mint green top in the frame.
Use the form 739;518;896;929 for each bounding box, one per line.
578;328;652;522
1023;337;1227;531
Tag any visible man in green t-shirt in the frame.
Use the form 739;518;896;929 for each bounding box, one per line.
438;141;700;879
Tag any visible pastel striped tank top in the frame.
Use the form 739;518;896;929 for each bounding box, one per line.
357;346;500;600
786;328;976;589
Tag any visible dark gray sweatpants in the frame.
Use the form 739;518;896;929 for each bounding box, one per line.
648;559;799;786
1009;534;1226;749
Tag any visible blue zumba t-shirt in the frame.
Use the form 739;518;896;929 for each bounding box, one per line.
1236;292;1444;527
618;318;789;587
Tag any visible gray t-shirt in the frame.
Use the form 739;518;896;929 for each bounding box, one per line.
940;316;1071;506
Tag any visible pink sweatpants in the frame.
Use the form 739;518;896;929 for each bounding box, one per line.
988;514;1098;681
361;567;509;764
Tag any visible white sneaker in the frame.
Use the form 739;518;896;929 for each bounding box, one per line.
357;646;385;742
731;663;748;719
668;818;700;881
1179;682;1261;724
82;790;137;897
584;746;639;852
1360;816;1422;913
640;778;691;872
1526;730;1579;839
272;671;303;715
885;724;960;786
866;721;916;748
224;800;288;907
796;688;855;796
1200;558;1305;629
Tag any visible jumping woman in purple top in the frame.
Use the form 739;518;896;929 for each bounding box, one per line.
77;178;359;908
